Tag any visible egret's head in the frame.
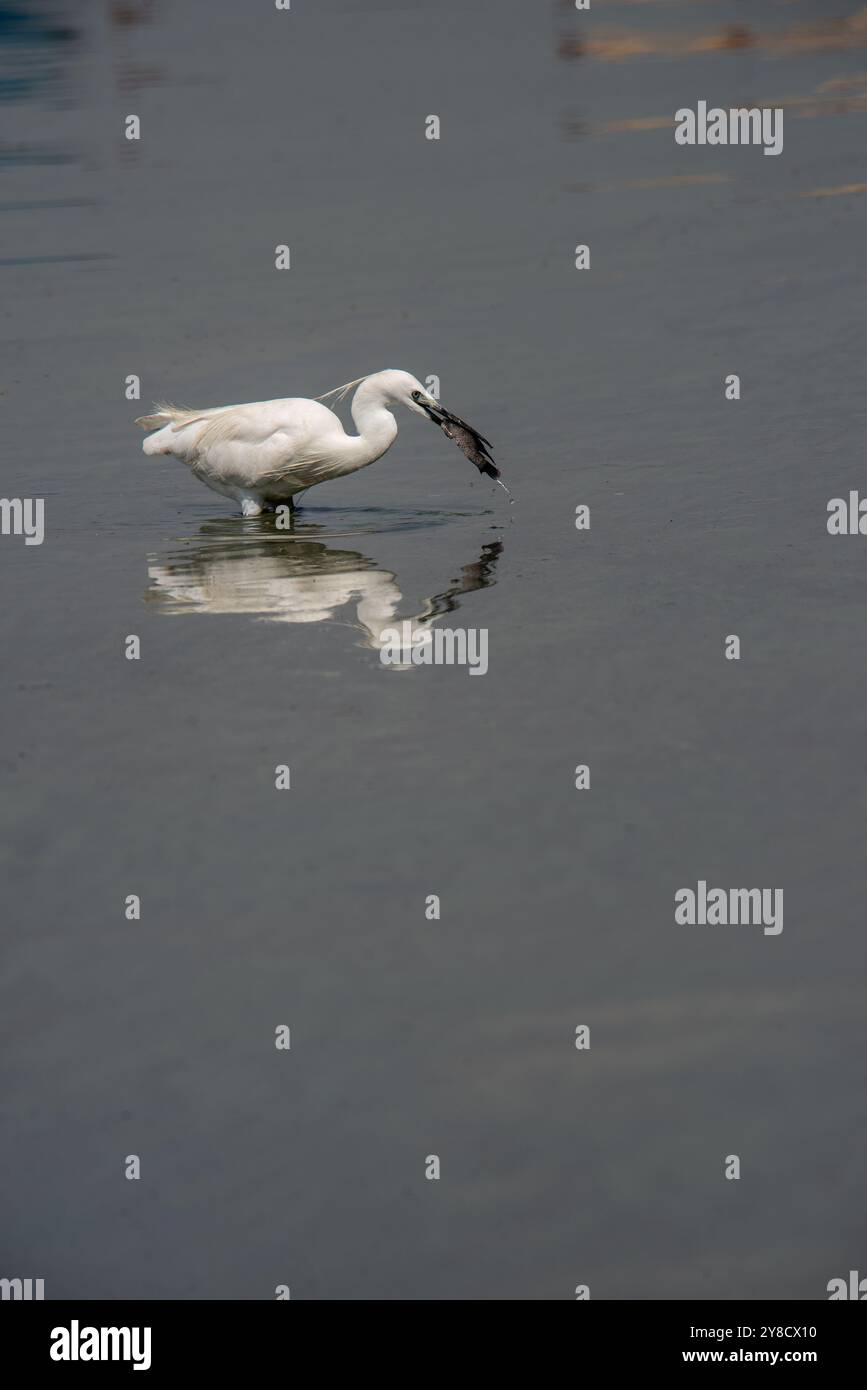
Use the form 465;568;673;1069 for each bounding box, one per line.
377;369;442;419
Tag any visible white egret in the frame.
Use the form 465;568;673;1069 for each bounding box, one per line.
136;368;509;516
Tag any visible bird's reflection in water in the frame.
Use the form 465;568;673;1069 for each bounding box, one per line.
146;516;503;666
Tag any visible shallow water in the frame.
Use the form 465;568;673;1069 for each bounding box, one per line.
2;0;866;1299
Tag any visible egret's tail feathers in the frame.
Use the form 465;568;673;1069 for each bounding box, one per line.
135;411;171;431
135;402;206;432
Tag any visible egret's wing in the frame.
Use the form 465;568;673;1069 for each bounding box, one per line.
199;410;351;488
193;406;286;450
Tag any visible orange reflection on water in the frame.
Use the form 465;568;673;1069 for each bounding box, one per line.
559;6;867;63
584;72;867;138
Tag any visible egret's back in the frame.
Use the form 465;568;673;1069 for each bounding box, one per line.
138;398;340;461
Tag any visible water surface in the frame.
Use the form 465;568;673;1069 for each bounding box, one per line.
1;0;866;1299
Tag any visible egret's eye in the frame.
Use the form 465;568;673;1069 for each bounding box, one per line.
411;391;420;400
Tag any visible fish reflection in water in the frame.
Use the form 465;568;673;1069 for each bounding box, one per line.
146;518;503;665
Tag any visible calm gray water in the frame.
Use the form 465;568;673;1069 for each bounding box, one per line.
2;0;866;1299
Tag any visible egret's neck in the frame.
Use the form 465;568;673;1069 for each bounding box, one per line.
347;380;398;467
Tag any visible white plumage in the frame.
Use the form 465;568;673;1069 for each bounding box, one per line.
136;368;442;516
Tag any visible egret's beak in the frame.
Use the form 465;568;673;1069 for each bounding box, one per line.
421;399;446;423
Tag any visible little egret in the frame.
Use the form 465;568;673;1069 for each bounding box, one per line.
136;368;510;516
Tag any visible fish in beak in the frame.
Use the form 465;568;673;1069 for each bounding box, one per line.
422;400;513;501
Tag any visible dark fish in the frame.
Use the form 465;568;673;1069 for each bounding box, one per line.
422;400;513;501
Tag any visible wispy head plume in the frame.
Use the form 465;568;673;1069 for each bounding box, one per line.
315;375;368;411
